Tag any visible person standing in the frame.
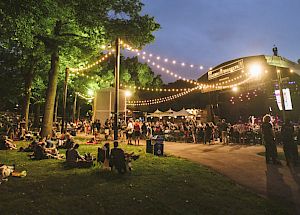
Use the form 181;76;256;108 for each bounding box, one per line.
281;120;298;166
261;114;280;164
133;120;141;146
220;119;229;144
127;119;134;145
204;123;212;145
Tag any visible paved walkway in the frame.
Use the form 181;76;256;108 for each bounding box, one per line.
164;142;300;213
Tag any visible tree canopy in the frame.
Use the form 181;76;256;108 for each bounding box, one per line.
0;0;161;135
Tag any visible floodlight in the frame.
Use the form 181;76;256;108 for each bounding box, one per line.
249;64;262;77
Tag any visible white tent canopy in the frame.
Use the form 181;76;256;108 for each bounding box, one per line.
148;108;193;118
160;108;175;117
174;108;193;117
148;109;164;117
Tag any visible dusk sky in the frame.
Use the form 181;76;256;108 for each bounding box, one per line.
139;0;300;83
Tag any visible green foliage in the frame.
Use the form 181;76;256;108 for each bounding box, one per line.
0;0;160;117
120;56;162;88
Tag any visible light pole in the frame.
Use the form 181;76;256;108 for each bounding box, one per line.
114;38;121;141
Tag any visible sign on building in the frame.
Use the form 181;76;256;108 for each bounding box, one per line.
208;59;244;80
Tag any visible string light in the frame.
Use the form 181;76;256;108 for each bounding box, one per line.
70;72;193;92
120;84;191;92
77;92;94;100
69;39;255;105
69;72;114;85
122;41;206;71
120;42;252;90
69;51;114;72
127;87;198;106
134;54;200;86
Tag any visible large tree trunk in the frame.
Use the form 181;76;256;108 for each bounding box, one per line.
22;63;35;131
41;50;59;137
33;102;41;128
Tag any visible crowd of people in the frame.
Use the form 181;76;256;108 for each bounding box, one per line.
0;114;140;174
1;112;300;168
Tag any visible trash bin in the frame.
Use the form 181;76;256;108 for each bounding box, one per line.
153;136;164;156
146;139;153;154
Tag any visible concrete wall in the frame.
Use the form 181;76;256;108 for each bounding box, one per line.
93;88;126;123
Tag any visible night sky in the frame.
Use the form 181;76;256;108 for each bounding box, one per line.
139;0;300;83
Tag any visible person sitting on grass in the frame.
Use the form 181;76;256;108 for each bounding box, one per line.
66;144;92;167
124;152;140;171
0;136;17;150
66;144;84;162
25;131;33;141
59;133;74;149
29;139;63;160
110;141;126;174
97;143;110;170
31;142;48;160
57;133;66;148
19;139;38;152
109;141;140;174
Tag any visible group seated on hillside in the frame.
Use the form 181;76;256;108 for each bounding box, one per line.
65;143;94;168
24;137;64;160
0;136;17;150
97;141;139;174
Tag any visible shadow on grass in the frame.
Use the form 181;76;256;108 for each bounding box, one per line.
257;151;286;161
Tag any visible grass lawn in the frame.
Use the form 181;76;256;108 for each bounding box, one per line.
0;137;293;215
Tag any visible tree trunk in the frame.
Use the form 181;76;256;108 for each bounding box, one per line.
33;102;41;128
77;104;81;121
22;63;35;131
41;50;59;137
54;94;59;123
72;93;77;123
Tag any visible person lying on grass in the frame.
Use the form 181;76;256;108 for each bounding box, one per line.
0;164;27;184
0;164;15;184
0;136;17;150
